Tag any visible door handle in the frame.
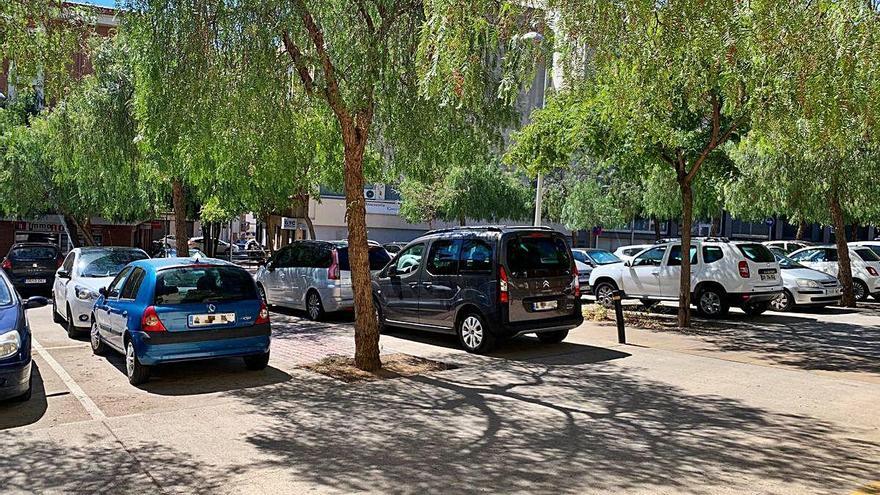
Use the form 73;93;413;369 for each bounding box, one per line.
422;282;432;289
408;282;419;288
651;271;660;276
122;311;128;317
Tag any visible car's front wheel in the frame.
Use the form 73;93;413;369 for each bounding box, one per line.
125;339;150;386
90;319;106;355
593;281;617;308
536;329;569;344
769;290;794;312
457;312;496;354
14;370;32;402
696;286;729;318
52;296;63;324
66;305;80;338
244;351;270;370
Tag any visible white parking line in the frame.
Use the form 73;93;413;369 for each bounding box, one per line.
31;336;106;420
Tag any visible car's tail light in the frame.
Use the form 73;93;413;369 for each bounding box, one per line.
572;263;580;298
499;265;509;304
256;301;270;325
868;266;879;277
328;249;340;280
738;261;750;278
141;306;167;332
1;259;10;270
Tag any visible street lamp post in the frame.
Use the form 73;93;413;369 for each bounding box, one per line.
522;31;547;227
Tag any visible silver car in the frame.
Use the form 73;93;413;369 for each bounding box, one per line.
254;240;391;320
769;253;842;311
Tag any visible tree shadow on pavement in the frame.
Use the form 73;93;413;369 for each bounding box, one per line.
228;359;880;494
624;308;880;374
0;431;244;493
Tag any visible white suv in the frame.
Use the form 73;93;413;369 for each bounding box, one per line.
590;240;783;317
788;244;880;301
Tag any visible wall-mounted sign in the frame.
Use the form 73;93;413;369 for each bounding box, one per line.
366;202;401;216
280;217;298;230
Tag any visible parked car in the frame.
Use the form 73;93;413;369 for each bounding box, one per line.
590;239;783;317
788;245;880;301
53;247;150;337
153;246;206;259
612;244;653;263
1;243;63;295
90;258;271;385
768;253;842;311
850;241;880;259
0;270;47;402
254;240;392;320
763;240;814;254
571;248;622;292
188;237;238;255
372;226;583;353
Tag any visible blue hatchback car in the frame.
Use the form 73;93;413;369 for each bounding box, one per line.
0;270;47;402
90;258;271;385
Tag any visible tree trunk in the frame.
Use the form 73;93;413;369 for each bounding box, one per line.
303;211;316;240
830;192;856;307
62;214;82;248
678;182;694;327
341;121;380;371
458;213;466;227
571;230;577;248
710;215;721;237
172;179;189;255
652;215;662;241
795;220;807;241
850;222;859;241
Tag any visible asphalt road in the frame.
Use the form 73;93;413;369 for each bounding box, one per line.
0;304;878;494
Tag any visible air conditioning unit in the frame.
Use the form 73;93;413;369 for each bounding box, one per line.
363;184;386;201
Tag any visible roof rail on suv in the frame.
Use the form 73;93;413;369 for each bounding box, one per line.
424;225;554;236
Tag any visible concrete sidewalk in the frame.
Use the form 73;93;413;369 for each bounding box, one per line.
2;314;879;494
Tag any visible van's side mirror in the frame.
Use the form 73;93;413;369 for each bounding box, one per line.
99;287;108;297
57;269;70;279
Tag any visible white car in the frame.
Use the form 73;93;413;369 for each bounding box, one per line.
612;244;653;263
788;245;880;301
52;247;150;337
189;237;239;255
769;253;842;311
763;240;814;255
571;248;622;292
590;239;783;317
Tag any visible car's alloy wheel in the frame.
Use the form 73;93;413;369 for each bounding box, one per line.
52;297;64;324
306;292;323;321
699;290;722;316
66;306;78;338
125;340;150;385
770;290;793;312
90;320;106;355
460;316;484;350
594;283;616;308
854;280;868;302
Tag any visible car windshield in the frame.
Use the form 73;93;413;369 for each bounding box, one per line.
505;235;572;278
79;250;149;278
11;246;57;260
0;277;13;306
589;250;621;265
773;253;803;269
737;244;776;263
154;265;257;304
336;247;392;271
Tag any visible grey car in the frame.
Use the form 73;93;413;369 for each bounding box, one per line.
769;253;842;311
254;240;391;320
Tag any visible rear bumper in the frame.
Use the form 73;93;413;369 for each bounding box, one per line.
316;286;354;313
499;312;584;338
10;278;53;292
134;324;271;365
726;290;781;305
0;360;31;401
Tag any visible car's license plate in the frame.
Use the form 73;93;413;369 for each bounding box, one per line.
533;301;558;311
760;274;776;281
24;278;46;284
188;313;235;327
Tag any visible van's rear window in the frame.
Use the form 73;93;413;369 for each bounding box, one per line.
11;246;58;260
505;235;571;278
737;244;775;263
155;265;257;304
